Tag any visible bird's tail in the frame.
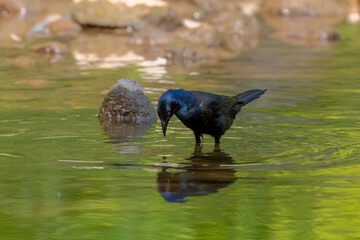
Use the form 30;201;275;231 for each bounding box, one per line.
236;89;267;107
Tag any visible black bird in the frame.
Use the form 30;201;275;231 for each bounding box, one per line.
157;89;266;147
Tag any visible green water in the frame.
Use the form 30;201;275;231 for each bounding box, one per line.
1;24;360;240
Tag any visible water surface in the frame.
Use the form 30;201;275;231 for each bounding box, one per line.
1;24;360;240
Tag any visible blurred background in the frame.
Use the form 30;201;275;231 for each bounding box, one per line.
1;0;360;239
1;0;358;73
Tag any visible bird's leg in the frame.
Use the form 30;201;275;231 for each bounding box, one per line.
194;144;203;153
194;131;201;145
214;136;221;148
214;136;221;152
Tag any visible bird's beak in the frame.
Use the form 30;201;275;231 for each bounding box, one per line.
161;119;169;137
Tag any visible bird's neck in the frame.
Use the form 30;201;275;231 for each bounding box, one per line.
172;91;197;120
171;90;194;108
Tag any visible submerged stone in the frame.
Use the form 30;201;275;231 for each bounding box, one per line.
272;29;341;47
12;55;36;68
16;79;51;87
28;41;67;62
98;79;156;123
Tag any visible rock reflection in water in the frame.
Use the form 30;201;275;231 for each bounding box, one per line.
157;148;237;202
99;120;153;144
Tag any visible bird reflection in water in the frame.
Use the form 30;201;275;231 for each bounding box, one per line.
157;146;238;203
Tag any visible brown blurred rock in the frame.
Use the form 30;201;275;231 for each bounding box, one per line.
166;0;204;20
0;1;39;48
0;0;74;48
208;10;261;50
193;0;236;13
71;0;177;30
261;0;346;46
165;22;233;66
262;0;345;19
162;2;262;66
12;56;36;68
69;0;264;69
178;22;222;48
0;0;25;21
29;41;67;62
48;18;82;38
193;0;262;16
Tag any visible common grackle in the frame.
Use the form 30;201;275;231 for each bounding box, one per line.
157;89;266;147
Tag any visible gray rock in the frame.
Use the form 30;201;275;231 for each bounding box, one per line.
28;15;81;40
98;79;156;123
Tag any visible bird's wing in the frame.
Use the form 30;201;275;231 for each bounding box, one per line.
190;91;220;112
190;91;237;118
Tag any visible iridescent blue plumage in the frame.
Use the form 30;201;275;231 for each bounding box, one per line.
157;89;266;147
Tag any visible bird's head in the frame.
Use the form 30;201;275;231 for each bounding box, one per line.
157;90;182;137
